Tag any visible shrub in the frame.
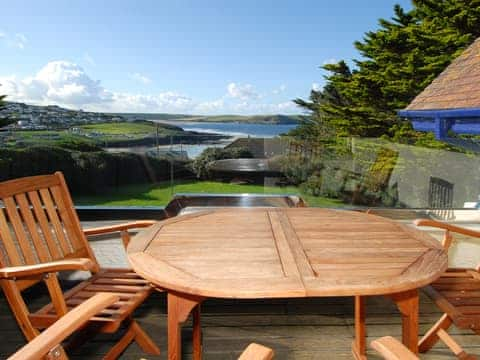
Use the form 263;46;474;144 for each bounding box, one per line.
192;146;253;179
0;146;186;194
55;139;102;152
279;154;324;185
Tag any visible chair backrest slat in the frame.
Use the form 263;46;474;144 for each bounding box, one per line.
0;208;22;266
4;197;37;265
0;173;99;289
50;185;84;252
27;191;62;260
38;188;72;256
15;193;51;263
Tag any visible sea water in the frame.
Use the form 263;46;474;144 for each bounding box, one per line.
157;121;298;158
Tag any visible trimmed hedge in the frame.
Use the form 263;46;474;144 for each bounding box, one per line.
0;146;184;194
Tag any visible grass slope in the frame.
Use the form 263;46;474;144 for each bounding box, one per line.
74;180;344;207
11;121;184;146
115;113;302;124
79;121;182;137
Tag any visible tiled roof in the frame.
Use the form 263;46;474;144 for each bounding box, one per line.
406;38;480;111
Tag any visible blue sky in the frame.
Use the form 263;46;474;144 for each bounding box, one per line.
0;0;412;115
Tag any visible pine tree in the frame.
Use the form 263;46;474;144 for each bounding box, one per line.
294;1;480;141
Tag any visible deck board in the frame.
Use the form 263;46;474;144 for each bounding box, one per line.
1;288;479;359
0;220;478;359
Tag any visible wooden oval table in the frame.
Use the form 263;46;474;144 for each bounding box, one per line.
127;208;448;360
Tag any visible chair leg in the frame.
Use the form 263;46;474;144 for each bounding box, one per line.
103;320;160;360
104;324;136;360
419;314;475;359
64;323;101;354
419;313;452;352
131;320;161;355
437;328;474;360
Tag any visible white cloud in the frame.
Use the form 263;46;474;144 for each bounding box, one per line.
129;72;152;85
312;82;322;91
1;62;193;112
272;84;287;95
83;53;96;66
0;31;28;49
323;58;338;65
227;82;259;101
276;101;297;112
14;33;27;49
230;100;298;114
194;99;224;113
106;91;193;113
1;60;299;114
1;61;112;107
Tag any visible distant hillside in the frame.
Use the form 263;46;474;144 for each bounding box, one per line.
113;113;197;121
114;113;302;124
1;101;302;127
1;101;126;129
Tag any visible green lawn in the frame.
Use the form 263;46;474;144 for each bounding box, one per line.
79;122;157;136
7;122;187;148
9;130;96;146
74;180;345;207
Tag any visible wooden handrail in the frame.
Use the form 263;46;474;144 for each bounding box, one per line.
0;258;95;279
8;293;119;360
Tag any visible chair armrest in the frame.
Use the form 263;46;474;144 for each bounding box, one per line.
414;219;480;238
370;336;418;360
8;293;119;360
238;343;274;360
0;258;95;279
83;220;156;236
415;219;480;251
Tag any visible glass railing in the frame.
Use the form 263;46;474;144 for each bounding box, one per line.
1;122;480;220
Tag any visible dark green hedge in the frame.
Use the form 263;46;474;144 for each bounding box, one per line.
0;146;181;194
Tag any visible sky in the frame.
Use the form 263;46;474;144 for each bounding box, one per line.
0;0;412;115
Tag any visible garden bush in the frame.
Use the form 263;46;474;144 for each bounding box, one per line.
0;146;181;194
191;146;253;179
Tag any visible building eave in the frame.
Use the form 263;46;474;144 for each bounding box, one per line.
398;108;480;119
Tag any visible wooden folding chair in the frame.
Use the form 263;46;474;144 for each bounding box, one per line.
415;219;480;359
8;293;274;360
0;172;160;359
8;293;120;360
371;336;418;360
239;343;274;360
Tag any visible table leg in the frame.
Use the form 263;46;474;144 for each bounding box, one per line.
168;292;204;360
193;304;202;360
389;289;419;354
352;296;367;360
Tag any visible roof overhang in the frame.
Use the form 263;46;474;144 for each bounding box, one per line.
398;108;480;119
398;108;480;140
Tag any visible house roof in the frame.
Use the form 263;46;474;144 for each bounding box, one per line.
406;38;480;111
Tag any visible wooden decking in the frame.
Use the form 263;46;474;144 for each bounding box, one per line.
1;289;479;359
0;220;479;359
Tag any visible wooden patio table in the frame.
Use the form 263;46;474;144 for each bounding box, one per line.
127;208;447;360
